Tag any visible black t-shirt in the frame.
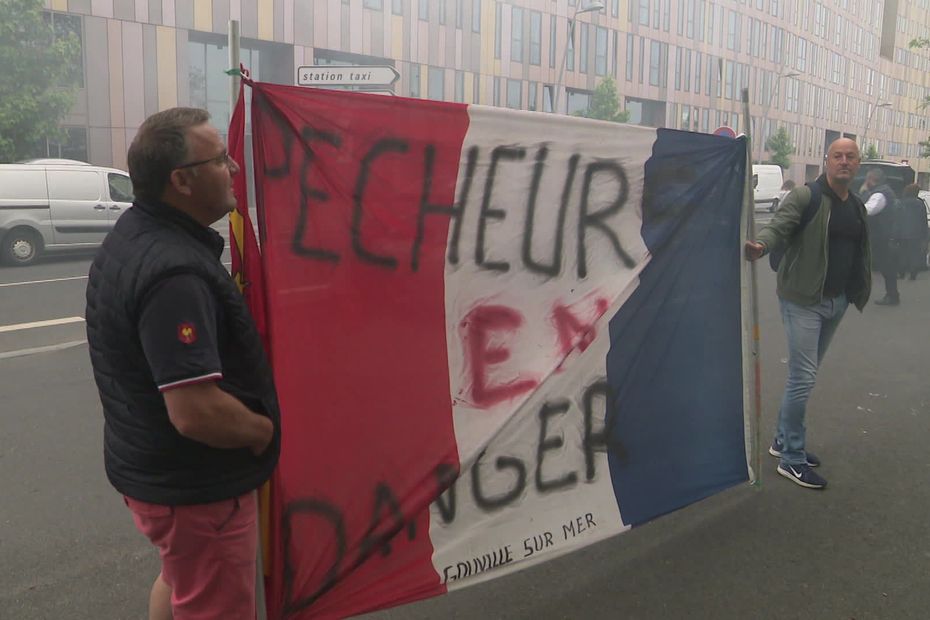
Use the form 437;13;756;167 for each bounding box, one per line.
137;274;224;391
823;191;863;299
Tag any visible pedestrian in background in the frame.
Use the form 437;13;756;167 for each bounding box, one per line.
85;108;280;620
860;168;901;305
744;138;871;490
895;183;928;281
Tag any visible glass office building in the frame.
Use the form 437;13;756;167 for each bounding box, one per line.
39;0;930;184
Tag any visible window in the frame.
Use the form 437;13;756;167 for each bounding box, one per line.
456;0;463;26
683;49;692;91
363;0;383;8
507;79;522;108
493;77;501;106
439;0;446;23
419;0;428;20
612;30;619;77
454;71;465;102
566;89;592;114
542;84;555;112
693;51;701;93
696;0;705;41
612;0;620;16
579;23;589;73
649;40;662;86
595;26;607;75
550;15;557;68
530;11;541;65
567;21;575;71
108;173;134;203
639;0;650;25
726;10;738;50
679;0;694;39
392;0;403;14
626;34;634;81
46;12;84;88
724;60;733;99
473;73;481;103
472;0;481;32
36;126;88;162
428;67;445;100
189;37;266;132
528;82;538;111
410;63;421;97
495;2;502;59
511;7;524;62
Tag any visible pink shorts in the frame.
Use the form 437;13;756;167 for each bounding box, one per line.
124;492;258;620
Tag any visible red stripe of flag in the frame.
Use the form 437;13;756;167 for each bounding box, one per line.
250;83;470;619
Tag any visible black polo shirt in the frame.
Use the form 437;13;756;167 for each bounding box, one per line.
138;273;225;392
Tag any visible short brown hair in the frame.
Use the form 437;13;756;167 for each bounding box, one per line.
903;183;920;198
127;107;211;204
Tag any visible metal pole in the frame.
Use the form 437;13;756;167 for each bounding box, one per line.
740;87;762;486
228;20;241;116
862;104;876;150
553;17;577;114
758;74;780;165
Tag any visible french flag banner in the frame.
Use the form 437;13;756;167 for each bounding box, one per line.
243;81;752;619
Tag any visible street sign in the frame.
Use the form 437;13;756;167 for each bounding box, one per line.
713;126;737;138
297;65;400;87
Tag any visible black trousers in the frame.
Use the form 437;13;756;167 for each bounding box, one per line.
898;239;927;278
873;239;900;300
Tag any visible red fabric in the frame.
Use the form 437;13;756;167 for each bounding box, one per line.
228;79;268;342
125;493;259;620
250;83;469;619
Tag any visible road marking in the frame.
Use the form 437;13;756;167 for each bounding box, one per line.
0;275;88;288
0;262;232;288
0;339;87;360
0;317;85;333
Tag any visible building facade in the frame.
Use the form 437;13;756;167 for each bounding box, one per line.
40;0;930;184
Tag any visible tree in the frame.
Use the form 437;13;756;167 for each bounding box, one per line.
918;139;930;159
574;77;631;123
0;0;80;162
764;126;794;170
863;143;881;160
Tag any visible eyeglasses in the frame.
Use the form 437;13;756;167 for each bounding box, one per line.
174;150;233;170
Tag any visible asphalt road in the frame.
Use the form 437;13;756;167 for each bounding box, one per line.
3;212;930;619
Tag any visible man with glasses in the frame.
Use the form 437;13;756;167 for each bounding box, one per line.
744;138;871;490
85;108;279;619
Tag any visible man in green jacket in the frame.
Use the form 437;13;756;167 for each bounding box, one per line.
744;138;871;490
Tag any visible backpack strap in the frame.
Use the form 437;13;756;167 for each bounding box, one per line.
767;182;822;271
798;181;822;230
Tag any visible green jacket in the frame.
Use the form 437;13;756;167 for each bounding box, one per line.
756;178;871;311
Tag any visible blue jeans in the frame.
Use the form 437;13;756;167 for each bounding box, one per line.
775;294;849;465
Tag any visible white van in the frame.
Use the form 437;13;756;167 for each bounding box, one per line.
752;164;785;212
0;159;133;265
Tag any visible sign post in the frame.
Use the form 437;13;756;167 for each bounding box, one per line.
297;65;400;88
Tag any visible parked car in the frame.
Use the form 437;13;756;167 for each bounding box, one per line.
852;160;915;197
919;190;930;269
752;164;785;212
0;159;133;265
920;190;930;227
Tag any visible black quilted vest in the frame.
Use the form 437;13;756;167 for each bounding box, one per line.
85;200;280;505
